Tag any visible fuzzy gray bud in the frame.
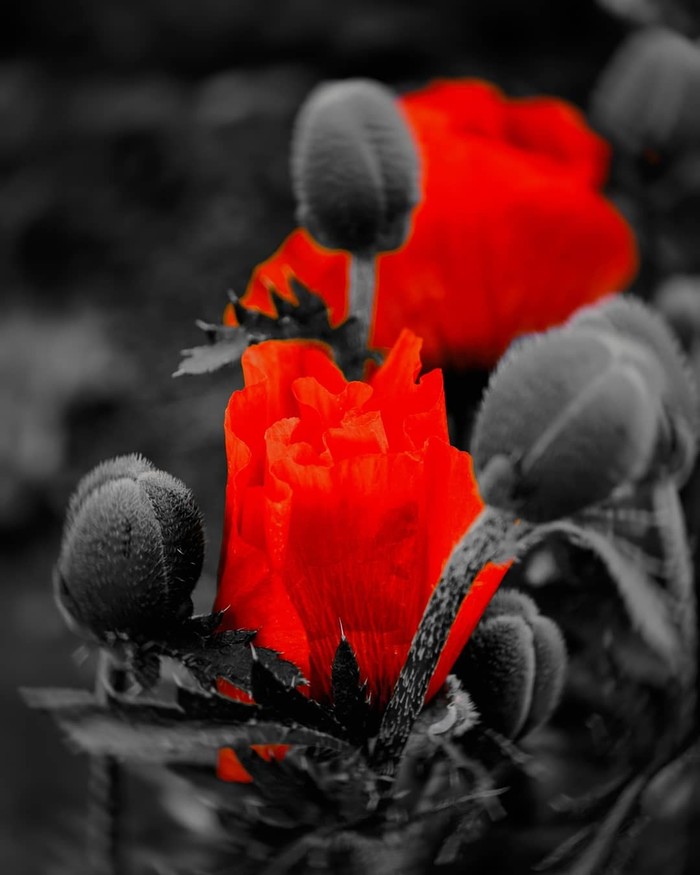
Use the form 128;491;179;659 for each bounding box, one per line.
453;589;567;739
54;454;204;639
591;28;700;154
568;295;699;484
471;328;660;522
291;78;420;253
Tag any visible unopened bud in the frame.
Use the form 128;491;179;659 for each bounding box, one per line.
291;78;420;253
591;27;700;155
568;295;699;483
453;589;567;739
54;454;204;639
471;328;659;521
654;275;700;354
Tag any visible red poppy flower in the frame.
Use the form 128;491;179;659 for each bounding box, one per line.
225;79;637;369
215;330;508;713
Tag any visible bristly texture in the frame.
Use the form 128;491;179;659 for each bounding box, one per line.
453;588;567;739
568;294;699;483
215;330;508;710
55;455;204;639
470;329;660;521
592;27;700;154
291;79;420;253
226;79;637;368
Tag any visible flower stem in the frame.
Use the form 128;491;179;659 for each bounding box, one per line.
371;507;528;774
348;251;377;352
88;650;127;875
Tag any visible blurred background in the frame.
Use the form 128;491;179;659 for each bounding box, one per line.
3;0;700;872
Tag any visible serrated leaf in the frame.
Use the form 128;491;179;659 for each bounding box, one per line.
22;687;351;762
183;611;227;637
331;637;370;743
518;520;681;673
173;332;248;377
175;686;264;722
175;281;383;382
151;624;303;694
250;658;347;739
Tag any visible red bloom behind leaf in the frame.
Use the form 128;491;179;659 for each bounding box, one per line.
215;331;508;711
225;80;637;369
218;745;289;783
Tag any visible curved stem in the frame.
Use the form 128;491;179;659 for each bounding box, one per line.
88;650;127;875
371;508;528;774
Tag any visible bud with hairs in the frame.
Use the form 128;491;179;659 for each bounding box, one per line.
54;454;204;640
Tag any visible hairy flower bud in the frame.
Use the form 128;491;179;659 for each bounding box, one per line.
654;276;700;354
452;589;567;739
471;328;660;521
591;27;700;155
54;454;204;639
290;78;420;253
568;295;699;483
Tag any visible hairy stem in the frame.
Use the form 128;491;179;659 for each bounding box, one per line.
371;507;528;774
88;650;127;875
348;251;377;352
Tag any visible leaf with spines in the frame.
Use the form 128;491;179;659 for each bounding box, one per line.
21;687;350;763
175;281;382;381
250;657;347;739
175;686;268;723
331;636;371;743
146;615;304;693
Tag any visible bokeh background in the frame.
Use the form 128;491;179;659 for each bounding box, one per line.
3;1;698;872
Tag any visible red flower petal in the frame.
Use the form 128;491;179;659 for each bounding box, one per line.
216;332;509;711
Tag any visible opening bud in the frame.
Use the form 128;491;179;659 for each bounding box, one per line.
452;589;567;740
54;454;204;640
471;328;660;521
290;78;420;254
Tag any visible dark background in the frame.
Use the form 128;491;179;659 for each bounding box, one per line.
0;1;634;871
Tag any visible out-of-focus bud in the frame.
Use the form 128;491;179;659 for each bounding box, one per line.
290;78;420;253
471;329;660;521
568;294;699;484
452;589;567;739
591;27;700;155
654;275;700;354
54;454;204;640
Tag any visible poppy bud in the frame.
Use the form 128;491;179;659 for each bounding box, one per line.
591;27;700;155
471;328;659;521
654;275;700;354
54;454;204;639
568;295;699;483
290;79;420;253
452;589;567;739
